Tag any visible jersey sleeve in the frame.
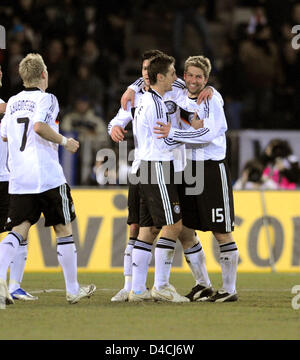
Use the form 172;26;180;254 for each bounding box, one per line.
128;77;144;92
108;106;133;135
209;86;224;107
167;95;227;144
0;110;8;139
33;93;59;125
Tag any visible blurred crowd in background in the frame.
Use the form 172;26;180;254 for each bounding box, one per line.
0;0;300;187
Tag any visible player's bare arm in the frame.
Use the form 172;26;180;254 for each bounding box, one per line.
33;122;79;153
110;125;127;142
121;88;135;110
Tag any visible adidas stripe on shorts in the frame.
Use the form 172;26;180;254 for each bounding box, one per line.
138;160;181;228
5;183;76;230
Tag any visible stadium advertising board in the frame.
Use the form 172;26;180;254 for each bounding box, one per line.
2;189;299;272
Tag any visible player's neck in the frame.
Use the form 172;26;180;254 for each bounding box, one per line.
151;85;165;98
25;80;46;92
188;92;198;99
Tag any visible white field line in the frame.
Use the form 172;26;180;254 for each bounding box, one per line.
29;288;292;294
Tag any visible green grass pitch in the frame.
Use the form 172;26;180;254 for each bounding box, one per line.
0;272;300;340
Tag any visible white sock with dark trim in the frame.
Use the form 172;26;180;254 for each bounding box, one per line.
131;240;152;293
123;237;136;292
184;240;211;288
9;240;28;293
154;237;176;291
0;231;23;281
57;235;79;295
219;241;239;294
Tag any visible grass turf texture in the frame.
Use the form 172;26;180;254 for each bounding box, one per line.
0;272;299;340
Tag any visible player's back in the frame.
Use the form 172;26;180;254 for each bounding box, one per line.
1;88;66;194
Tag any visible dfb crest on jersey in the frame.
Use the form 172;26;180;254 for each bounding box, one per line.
164;100;177;114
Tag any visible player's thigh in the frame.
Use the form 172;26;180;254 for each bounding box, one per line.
6;193;41;231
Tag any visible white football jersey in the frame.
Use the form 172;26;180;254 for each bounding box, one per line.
1;88;66;194
134;88;182;163
129;78;226;161
108;86;186;173
0;97;9;182
170;92;228;161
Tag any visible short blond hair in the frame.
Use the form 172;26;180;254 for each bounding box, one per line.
19;53;46;87
184;56;211;79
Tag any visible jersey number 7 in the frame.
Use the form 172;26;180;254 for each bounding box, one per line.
17;117;29;151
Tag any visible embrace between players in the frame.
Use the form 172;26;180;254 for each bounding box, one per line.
108;50;239;303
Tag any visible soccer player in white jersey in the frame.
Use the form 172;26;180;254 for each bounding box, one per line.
0;65;37;301
0;53;96;306
108;50;163;302
127;53;191;302
154;56;239;302
110;51;213;302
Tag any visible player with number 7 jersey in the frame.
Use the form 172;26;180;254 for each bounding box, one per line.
0;53;96;307
1;89;65;194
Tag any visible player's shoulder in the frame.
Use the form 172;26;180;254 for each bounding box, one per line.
40;91;59;109
5;92;20;106
139;90;154;105
206;93;223;107
172;78;186;90
41;91;58;102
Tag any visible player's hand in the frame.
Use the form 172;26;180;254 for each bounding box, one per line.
121;88;135;110
0;103;7;114
65;138;80;153
197;86;213;104
154;121;171;138
111;125;127;142
191;112;204;129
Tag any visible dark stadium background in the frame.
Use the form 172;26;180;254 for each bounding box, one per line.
1;0;300;186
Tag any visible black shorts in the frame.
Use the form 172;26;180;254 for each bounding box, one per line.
5;183;76;231
179;159;235;233
0;181;9;233
127;183;140;225
138;160;181;228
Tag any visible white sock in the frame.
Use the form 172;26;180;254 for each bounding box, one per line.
131;240;152;293
154;237;176;291
184;241;211;288
219;242;239;294
57;236;79;295
123;237;136;291
0;232;23;281
9;241;28;293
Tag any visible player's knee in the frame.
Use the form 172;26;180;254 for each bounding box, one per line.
129;223;139;238
150;226;160;239
54;223;72;238
213;232;233;244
